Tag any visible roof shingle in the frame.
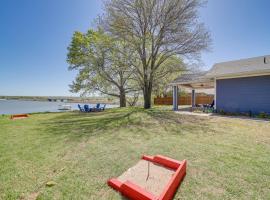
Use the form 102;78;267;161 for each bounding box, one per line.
171;55;270;85
206;55;270;77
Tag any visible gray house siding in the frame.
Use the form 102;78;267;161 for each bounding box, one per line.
216;75;270;114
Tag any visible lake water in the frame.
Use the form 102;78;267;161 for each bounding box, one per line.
0;100;117;115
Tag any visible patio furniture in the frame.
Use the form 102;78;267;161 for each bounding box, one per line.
78;104;85;112
93;103;106;111
99;104;106;111
84;104;93;112
203;100;215;113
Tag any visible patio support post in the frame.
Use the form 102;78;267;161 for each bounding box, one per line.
192;89;196;107
173;86;179;111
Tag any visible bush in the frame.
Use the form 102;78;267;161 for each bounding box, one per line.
219;109;226;115
258;112;269;119
127;93;139;107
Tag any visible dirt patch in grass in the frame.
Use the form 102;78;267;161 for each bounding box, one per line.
20;192;40;200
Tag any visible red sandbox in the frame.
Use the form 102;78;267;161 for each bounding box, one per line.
108;155;187;200
10;114;29;120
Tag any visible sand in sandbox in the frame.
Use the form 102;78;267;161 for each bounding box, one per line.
118;160;175;196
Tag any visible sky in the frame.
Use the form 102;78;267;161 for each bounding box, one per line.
0;0;270;96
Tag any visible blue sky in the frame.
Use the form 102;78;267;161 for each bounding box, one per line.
0;0;270;96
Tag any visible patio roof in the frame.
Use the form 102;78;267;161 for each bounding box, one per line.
170;71;214;89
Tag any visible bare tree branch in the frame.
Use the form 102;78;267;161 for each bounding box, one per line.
103;0;211;108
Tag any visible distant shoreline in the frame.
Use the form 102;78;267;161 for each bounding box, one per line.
0;96;118;104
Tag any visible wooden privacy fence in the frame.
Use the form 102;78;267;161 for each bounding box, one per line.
154;95;214;105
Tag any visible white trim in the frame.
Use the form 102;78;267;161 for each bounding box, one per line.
170;79;214;86
215;72;270;80
212;55;270;66
172;86;178;111
214;78;216;109
191;89;195;107
171;71;270;86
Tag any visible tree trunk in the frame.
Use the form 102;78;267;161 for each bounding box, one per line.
143;83;152;109
119;89;126;107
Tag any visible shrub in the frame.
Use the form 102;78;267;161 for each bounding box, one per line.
258;112;269;119
219;109;226;115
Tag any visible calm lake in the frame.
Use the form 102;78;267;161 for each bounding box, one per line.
0;100;116;115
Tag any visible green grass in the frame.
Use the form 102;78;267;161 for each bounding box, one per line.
0;108;269;200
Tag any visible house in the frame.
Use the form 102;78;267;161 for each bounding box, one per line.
171;55;270;114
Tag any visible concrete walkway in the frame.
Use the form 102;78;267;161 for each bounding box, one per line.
175;110;213;117
175;109;270;123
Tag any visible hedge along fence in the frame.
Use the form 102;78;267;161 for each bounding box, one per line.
154;95;214;105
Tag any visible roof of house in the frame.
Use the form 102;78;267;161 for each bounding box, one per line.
171;55;270;87
206;55;270;78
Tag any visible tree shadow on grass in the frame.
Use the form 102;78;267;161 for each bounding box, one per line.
41;109;142;141
145;108;210;124
145;109;184;124
41;108;215;143
144;109;213;134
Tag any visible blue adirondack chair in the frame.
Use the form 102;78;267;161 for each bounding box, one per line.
84;104;93;112
78;104;85;112
95;103;106;111
100;104;106;111
203;100;215;113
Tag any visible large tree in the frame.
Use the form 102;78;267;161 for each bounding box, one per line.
103;0;210;108
67;29;137;107
152;56;185;97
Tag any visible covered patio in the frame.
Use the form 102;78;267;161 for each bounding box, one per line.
170;72;215;111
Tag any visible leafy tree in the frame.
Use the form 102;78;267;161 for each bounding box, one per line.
152;56;185;97
103;0;210;108
67;29;137;107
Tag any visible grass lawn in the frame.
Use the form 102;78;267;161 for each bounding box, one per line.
0;107;269;200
